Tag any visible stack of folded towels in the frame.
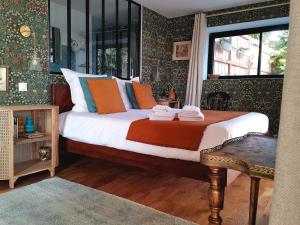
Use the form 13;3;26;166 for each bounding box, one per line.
149;105;175;121
178;105;205;121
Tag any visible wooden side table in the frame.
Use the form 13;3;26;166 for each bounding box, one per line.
200;133;276;225
157;98;180;109
0;105;59;188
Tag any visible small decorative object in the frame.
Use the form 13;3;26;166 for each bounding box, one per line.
19;25;32;38
25;116;36;134
23;131;44;139
71;39;80;52
168;88;176;100
0;62;8;92
39;146;51;161
13;117;18;139
154;60;161;82
172;41;192;61
18;118;25;137
19;25;42;72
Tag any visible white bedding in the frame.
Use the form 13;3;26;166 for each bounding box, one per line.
59;109;269;162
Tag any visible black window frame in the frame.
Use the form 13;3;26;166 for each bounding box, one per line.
48;0;141;80
207;24;289;79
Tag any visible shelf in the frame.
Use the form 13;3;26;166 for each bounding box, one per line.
14;159;52;178
14;134;51;145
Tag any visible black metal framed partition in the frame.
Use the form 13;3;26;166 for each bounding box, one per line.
49;0;141;79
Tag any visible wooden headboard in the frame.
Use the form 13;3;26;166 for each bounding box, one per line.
51;84;73;113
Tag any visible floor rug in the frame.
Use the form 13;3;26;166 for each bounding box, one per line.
0;177;198;225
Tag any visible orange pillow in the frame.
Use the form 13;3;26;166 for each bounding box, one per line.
87;79;126;114
132;82;157;109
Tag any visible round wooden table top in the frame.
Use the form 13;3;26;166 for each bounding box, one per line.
200;133;277;180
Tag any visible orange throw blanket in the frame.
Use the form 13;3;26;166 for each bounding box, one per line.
126;110;247;151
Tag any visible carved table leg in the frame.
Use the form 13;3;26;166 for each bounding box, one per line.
249;177;260;225
208;166;226;225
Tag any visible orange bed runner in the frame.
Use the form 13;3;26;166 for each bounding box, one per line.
126;110;247;151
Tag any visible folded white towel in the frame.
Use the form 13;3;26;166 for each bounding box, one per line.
152;111;175;117
152;105;172;113
178;105;204;121
179;111;201;117
149;113;175;121
182;105;201;113
178;114;204;122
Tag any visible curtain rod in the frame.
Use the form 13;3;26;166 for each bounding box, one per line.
205;2;290;18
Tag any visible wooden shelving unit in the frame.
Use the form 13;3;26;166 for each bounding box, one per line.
0;105;59;188
14;134;52;145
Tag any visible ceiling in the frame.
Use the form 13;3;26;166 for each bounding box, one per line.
135;0;272;18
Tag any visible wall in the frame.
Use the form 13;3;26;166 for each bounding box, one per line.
0;0;288;134
201;79;283;134
142;0;289;133
206;0;290;27
0;0;64;105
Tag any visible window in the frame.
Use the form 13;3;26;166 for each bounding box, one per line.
49;0;141;79
208;24;289;78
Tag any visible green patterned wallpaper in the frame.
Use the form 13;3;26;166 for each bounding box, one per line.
201;79;283;134
0;0;63;105
0;0;288;134
142;1;289;134
206;0;289;27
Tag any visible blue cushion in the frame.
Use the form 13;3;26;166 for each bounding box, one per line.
79;77;109;112
125;82;139;109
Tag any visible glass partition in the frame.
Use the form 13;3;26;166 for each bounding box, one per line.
49;0;141;79
70;0;86;73
89;0;103;74
130;2;141;78
49;0;68;73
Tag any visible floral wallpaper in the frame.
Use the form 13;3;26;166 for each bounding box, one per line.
0;0;288;134
0;0;63;105
142;0;289;134
201;79;283;134
206;0;290;27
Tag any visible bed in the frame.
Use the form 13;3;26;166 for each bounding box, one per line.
52;84;269;185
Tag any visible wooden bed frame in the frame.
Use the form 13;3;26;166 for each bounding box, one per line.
51;84;240;185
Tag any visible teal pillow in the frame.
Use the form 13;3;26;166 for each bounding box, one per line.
79;77;109;112
125;82;139;109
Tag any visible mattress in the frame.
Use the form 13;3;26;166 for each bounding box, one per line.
59;109;269;162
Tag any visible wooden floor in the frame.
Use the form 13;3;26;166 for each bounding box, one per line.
0;156;273;225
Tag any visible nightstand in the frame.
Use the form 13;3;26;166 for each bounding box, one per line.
0;105;59;188
157;99;180;109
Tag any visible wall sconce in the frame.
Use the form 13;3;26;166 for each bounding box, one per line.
19;25;42;72
148;57;161;82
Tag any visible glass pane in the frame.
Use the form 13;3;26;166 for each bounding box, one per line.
261;30;289;75
89;0;102;74
105;0;117;76
130;2;141;78
49;0;68;73
213;34;260;76
70;0;86;73
118;0;128;79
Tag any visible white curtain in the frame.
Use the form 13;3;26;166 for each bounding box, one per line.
269;0;300;224
185;13;208;107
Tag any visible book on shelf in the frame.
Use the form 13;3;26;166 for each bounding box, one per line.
13;117;18;139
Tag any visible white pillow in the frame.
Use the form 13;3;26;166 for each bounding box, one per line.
112;76;140;110
131;76;140;83
61;68;107;112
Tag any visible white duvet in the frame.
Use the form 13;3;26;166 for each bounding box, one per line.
59;109;269;162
